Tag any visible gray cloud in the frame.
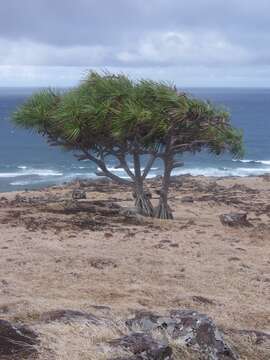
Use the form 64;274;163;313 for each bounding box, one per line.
0;0;269;85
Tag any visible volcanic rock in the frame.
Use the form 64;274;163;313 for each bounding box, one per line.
126;310;238;360
109;333;173;360
219;212;252;227
0;319;38;358
72;189;87;200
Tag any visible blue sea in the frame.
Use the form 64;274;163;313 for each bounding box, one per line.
0;87;270;192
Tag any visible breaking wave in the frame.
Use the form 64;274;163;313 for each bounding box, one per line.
233;159;270;165
173;166;270;177
0;169;63;178
2;161;270;189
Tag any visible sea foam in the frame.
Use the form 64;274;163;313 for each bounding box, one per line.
0;169;63;178
173;166;270;177
233;159;270;165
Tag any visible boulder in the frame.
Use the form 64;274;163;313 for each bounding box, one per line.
0;319;38;357
126;310;238;360
126;311;161;331
109;333;173;360
181;196;194;203
169;310;237;359
219;212;252;227
72;189;87;200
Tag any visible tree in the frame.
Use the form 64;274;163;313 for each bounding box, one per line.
151;96;243;219
13;72;243;219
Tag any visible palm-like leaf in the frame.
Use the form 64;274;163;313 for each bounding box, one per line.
12;71;244;194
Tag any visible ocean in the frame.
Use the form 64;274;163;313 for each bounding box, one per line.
0;87;270;192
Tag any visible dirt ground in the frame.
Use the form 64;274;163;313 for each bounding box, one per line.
0;175;269;359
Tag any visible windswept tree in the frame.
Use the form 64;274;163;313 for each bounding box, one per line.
149;95;243;219
13;72;243;219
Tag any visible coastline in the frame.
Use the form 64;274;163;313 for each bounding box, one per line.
0;175;269;358
1;172;270;194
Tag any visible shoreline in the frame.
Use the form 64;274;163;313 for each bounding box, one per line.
1;172;270;194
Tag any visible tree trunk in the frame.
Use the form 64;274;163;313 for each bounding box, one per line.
154;156;173;219
133;185;153;217
81;148;154;216
133;151;153;217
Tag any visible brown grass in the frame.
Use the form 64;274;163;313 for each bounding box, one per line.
0;175;269;359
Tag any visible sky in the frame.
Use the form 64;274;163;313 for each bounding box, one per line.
0;0;269;87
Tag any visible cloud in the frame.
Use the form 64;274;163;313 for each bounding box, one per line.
0;31;257;68
0;0;269;86
116;31;252;67
0;39;110;67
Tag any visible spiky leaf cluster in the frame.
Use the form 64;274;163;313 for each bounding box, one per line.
13;71;243;160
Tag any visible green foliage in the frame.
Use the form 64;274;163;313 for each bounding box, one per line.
13;89;60;134
13;70;244;162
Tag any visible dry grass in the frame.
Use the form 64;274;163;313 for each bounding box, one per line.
35;322;129;360
0;176;269;359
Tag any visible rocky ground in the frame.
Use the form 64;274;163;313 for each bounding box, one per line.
0;175;269;359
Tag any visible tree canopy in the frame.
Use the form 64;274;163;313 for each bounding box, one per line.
13;71;244;218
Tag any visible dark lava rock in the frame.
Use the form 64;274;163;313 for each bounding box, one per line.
109;333;173;360
181;196;194;203
88;257;117;270
126;311;161;331
40;309;101;324
191;295;215;305
14;194;28;203
126;310;238;360
219;212;252;227
229;184;259;194
170;310;237;359
72;189;87;200
0;319;38;357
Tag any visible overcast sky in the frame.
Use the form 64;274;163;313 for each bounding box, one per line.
0;0;269;87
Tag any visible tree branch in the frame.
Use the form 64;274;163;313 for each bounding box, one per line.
172;161;184;169
111;150;135;180
133;140;142;183
81;149;133;186
142;154;157;180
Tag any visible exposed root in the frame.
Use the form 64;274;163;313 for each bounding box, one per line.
134;193;154;217
154;200;173;220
